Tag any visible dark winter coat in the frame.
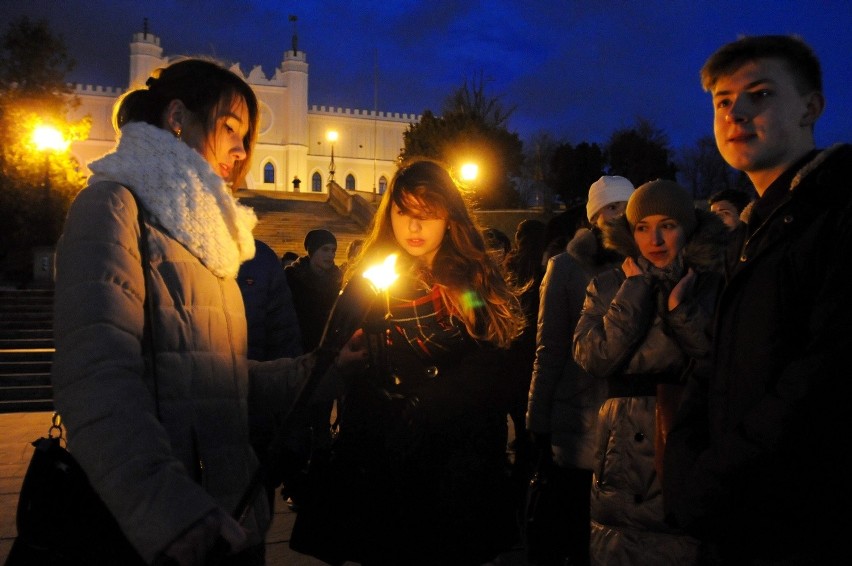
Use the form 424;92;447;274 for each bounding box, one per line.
237;239;302;361
664;144;852;564
527;227;621;469
573;208;727;566
291;270;516;566
284;255;342;352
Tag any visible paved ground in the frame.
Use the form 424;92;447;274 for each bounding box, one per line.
0;412;528;565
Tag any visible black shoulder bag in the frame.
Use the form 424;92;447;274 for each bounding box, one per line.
5;194;155;566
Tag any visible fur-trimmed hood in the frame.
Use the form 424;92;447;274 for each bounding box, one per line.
566;227;599;264
566;226;623;270
601;207;728;274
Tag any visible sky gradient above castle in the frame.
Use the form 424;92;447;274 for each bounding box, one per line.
6;0;851;150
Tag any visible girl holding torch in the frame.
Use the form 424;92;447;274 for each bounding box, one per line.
290;157;527;566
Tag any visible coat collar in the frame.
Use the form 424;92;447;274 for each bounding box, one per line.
741;143;846;225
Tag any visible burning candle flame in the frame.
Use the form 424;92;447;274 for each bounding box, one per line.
362;253;399;292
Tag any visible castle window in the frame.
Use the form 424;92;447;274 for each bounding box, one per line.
345;174;356;191
263;162;275;184
312;172;322;192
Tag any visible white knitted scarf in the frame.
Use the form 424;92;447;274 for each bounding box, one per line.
87;122;257;278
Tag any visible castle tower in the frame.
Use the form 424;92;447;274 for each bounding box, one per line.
128;19;166;90
280;17;309;187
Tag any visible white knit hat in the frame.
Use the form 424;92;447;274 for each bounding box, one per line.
586;175;636;222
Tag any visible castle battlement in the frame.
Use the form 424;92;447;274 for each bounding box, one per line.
71;83;125;96
309;105;419;122
132;31;161;46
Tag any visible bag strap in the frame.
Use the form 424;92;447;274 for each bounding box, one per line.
130;190;162;421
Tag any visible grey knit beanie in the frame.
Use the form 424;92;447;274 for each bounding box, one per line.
626;180;697;236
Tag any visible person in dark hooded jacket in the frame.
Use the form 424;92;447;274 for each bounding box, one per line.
573;180;727;566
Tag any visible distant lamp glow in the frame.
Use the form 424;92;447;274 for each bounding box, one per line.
327;130;338;182
31;123;69;244
32;125;69;153
460;162;478;182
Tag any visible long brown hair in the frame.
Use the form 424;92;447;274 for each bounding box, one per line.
348;157;525;348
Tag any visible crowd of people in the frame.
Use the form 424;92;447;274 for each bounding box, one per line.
20;32;847;566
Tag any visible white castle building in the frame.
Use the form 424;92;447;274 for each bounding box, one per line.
66;24;419;196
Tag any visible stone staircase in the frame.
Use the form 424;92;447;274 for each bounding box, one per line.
236;190;371;264
0;288;55;413
0;196;371;413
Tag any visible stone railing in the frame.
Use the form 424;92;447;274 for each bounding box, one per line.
327;182;376;230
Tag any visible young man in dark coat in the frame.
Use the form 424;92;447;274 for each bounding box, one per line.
284;229;343;353
663;34;852;565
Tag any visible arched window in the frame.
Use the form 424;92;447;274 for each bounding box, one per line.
345;174;356;191
312;172;323;192
263;162;275;184
378;176;388;194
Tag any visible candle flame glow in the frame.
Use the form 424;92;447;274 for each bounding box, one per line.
362;253;399;292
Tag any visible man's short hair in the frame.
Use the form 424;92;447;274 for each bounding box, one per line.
701;34;822;95
708;188;752;214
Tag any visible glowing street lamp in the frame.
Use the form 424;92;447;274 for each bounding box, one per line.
31;124;69;243
460;162;479;183
327;130;338;182
32;124;69;153
32;124;70;198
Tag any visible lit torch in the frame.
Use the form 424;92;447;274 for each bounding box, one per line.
362;253;398;319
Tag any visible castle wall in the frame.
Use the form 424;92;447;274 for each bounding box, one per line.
67;30;418;194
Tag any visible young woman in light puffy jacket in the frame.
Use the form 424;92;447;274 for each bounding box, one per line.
573;180;726;566
51;59;364;566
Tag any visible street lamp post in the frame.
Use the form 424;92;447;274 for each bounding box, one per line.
33;125;68;194
32;124;69;242
327;130;338;183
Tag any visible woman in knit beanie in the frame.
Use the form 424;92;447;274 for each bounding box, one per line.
572;179;727;565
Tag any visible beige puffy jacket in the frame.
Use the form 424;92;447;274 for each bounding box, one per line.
52;182;316;563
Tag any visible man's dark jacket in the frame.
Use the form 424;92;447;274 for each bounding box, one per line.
284;255;342;353
664;144;852;563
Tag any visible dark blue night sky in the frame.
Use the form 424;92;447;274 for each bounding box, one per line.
4;0;850;150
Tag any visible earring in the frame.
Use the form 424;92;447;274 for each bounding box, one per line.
174;128;182;140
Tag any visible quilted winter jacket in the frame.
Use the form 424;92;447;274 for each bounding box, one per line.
573;208;726;566
52;182;317;563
